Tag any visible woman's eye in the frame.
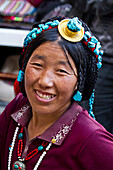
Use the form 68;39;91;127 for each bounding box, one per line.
31;63;42;67
57;69;68;74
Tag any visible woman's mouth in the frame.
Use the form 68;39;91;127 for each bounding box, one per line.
35;90;55;100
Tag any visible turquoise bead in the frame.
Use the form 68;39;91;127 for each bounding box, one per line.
14;164;19;169
98;55;102;62
85;31;91;38
99;50;103;56
38;145;44;151
9;144;12;150
67;18;81;32
83;35;88;42
32;33;37;39
45;21;52;26
51;20;59;27
18;133;23;139
97;62;102;69
73;91;82;101
36;28;42;34
32;28;38;32
96;42;101;50
27;36;32;41
53;20;59;24
51;23;57;27
42;25;49;30
87;41;95;48
17;70;24;82
91;36;98;43
94;48;99;55
38;24;44;28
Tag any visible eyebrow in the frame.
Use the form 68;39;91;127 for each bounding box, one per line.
57;60;70;66
31;54;69;65
30;54;45;61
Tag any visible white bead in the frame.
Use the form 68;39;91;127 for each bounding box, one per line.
33;143;52;170
8;124;52;170
46;143;52;150
8;125;20;170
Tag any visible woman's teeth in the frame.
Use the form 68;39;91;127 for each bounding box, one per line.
36;91;55;100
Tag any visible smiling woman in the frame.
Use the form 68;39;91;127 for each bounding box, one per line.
25;41;77;128
0;16;113;170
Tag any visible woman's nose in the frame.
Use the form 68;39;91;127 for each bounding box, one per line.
38;70;54;88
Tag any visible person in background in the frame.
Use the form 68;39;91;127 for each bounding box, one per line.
27;0;45;7
0;16;113;170
67;0;113;134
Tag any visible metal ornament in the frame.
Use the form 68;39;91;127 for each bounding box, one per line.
58;18;84;42
12;160;26;170
73;91;82;101
17;70;24;82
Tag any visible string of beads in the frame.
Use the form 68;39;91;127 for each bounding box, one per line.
8;124;53;170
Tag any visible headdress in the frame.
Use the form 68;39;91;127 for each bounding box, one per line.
14;17;103;119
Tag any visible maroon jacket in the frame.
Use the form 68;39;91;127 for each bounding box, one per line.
0;93;113;170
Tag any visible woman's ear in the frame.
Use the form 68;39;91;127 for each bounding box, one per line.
74;82;78;91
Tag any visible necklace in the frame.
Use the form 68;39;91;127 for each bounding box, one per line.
8;123;53;170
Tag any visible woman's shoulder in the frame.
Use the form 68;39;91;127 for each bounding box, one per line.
73;106;113;168
72;105;109;143
77;106;106;132
7;93;27;111
77;108;113;169
0;93;28;121
70;103;106;136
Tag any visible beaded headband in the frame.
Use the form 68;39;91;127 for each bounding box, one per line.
21;17;103;72
16;17;103;85
23;20;60;48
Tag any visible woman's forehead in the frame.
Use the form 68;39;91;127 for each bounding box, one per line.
30;42;66;59
30;41;75;65
33;41;63;52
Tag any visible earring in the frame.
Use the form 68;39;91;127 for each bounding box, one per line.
73;91;82;101
89;89;96;119
17;70;24;82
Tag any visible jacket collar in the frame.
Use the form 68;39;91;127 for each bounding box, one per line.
11;102;82;145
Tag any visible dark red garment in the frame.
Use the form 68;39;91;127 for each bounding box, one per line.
27;0;45;7
0;93;113;170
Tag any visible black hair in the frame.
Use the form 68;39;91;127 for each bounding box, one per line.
19;17;98;100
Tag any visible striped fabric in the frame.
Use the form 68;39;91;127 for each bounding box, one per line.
0;0;37;22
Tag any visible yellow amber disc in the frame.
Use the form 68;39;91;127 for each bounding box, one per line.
58;19;84;42
51;139;56;143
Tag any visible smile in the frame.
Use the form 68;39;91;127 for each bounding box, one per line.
36;90;55;100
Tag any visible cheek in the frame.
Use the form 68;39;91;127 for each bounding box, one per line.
57;77;77;95
24;66;36;89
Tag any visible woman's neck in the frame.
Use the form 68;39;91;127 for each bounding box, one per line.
28;110;64;141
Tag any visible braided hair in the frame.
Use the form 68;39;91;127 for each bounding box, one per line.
18;17;98;101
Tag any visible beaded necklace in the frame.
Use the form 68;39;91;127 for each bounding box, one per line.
8;123;53;170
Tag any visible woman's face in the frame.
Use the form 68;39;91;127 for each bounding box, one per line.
25;41;78;117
